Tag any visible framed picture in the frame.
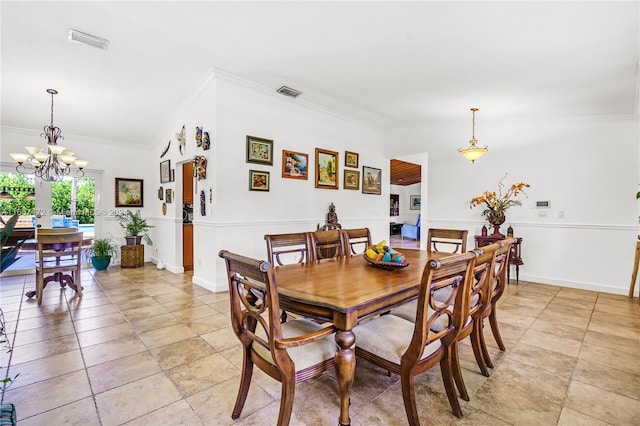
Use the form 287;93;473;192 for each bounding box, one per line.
249;170;270;191
115;178;144;207
410;195;421;210
345;151;359;168
158;186;164;200
282;150;309;180
315;148;339;189
344;169;360;190
165;188;173;203
362;166;382;195
160;160;171;183
246;135;274;166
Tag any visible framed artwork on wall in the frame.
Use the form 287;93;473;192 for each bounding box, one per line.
160;160;171;183
115;178;144;207
165;188;173;203
410;195;421;210
315;148;339;189
282;150;308;180
344;169;360;190
362;166;382;195
345;151;359;168
246;135;274;166
249;170;270;191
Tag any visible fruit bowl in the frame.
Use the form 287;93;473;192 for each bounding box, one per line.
363;254;409;270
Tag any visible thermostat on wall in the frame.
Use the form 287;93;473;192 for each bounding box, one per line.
536;200;550;208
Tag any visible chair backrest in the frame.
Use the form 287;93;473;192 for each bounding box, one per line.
341;228;372;256
218;250;286;366
404;251;477;365
489;238;515;307
427;228;468;254
415;214;421;226
265;232;312;266
308;230;345;261
468;242;501;322
37;231;83;268
37;227;78;236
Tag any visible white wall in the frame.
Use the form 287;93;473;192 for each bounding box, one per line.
150;71;389;291
386;116;639;295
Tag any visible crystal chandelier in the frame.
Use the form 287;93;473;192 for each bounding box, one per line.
10;89;88;181
459;107;488;163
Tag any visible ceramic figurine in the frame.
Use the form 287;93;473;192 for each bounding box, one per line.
200;190;206;216
176;124;186;155
195;126;203;147
202;131;210;150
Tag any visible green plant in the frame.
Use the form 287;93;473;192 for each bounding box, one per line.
0;214;26;273
115;210;153;245
83;237;118;261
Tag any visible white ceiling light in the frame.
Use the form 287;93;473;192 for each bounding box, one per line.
68;29;109;50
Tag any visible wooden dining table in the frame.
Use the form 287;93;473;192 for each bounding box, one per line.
273;248;452;426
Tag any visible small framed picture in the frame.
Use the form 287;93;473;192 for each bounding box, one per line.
246;135;274;166
282;150;309;180
410;195;421;210
249;170;270;191
165;188;173;203
344;169;360;190
315;148;339;190
115;178;144;207
158;186;164;200
345;151;359;168
160;160;171;183
362;166;382;195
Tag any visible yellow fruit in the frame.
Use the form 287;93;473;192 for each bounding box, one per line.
376;240;387;251
365;248;378;260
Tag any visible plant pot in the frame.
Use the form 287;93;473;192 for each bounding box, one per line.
125;236;142;245
91;256;111;271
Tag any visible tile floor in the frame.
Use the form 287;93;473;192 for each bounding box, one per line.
0;263;639;425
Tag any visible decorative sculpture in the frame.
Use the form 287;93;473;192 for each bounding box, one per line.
192;155;207;180
176;124;186;155
317;202;342;231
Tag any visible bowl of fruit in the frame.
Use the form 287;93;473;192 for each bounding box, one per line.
364;240;409;270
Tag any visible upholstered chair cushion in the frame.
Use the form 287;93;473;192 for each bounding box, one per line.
254;319;337;371
354;314;442;364
389;299;470;331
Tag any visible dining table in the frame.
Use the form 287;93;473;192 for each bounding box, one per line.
273;248;452;426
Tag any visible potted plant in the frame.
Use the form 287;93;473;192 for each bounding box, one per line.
115;210;153;246
83;237;118;270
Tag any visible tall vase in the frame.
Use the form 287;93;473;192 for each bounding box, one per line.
486;212;506;237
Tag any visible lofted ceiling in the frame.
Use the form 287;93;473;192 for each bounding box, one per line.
1;2;638;147
390;160;422;186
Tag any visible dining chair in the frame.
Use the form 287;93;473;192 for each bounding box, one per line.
35;231;84;306
426;228;468;254
474;238;515;370
265;232;313;265
218;250;337;426
388;242;500;402
354;251;478;423
341;228;372;256
308;230;345;261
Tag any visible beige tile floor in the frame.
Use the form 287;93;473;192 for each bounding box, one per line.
1;263;639;425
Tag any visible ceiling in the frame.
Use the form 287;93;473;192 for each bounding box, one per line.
1;2;638;146
390;160;422;186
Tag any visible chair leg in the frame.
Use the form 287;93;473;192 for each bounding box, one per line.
488;310;506;351
400;372;420;426
478;319;494;369
36;269;44;306
440;349;463;419
450;341;470;401
277;377;296;426
231;349;254;420
470;324;490;377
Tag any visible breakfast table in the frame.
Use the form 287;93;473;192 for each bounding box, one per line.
273;248;452;426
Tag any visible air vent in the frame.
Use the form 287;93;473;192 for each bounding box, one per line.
68;29;109;50
276;86;302;98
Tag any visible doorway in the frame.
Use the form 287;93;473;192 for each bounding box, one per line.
182;162;194;271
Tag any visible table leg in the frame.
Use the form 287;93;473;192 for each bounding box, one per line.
335;330;356;426
629;240;640;299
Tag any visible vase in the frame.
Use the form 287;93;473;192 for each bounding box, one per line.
486;212;506;237
125;236;142;245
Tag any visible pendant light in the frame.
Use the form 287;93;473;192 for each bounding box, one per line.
459;107;488;163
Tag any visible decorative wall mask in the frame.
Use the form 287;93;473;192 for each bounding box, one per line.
200;190;206;216
176;124;186;155
160;140;171;158
195;126;203;147
192;155;207;180
202;131;210;150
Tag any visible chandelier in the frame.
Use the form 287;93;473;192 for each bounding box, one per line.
459;107;488;163
10;89;88;181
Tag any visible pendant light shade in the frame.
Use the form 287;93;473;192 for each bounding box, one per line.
459;107;488;163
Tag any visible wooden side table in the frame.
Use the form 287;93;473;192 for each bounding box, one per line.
121;245;144;268
475;235;523;283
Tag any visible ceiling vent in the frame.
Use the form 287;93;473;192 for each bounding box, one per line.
68;29;109;50
277;86;302;98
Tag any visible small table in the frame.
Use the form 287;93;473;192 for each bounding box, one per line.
389;222;403;235
475;234;523;283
